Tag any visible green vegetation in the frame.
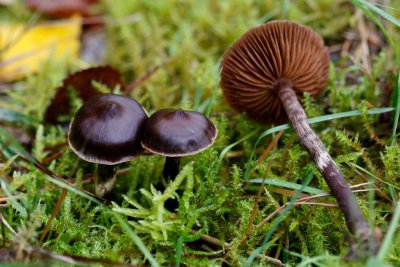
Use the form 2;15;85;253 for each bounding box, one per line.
0;0;399;266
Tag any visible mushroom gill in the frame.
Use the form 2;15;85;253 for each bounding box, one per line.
220;20;329;124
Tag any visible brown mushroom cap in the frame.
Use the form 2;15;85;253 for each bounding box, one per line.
220;20;330;124
141;109;218;157
68;94;148;165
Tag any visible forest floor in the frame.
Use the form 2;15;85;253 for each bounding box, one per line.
0;1;399;266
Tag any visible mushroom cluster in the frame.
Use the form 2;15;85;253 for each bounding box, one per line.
68;93;217;196
220;21;380;255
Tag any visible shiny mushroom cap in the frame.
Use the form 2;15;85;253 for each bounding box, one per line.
68;94;148;165
220;20;330;124
141;109;218;157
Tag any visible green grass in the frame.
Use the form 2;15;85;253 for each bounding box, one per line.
1;0;400;266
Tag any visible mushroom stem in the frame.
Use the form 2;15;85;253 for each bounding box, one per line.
95;164;116;197
276;80;372;241
162;157;180;180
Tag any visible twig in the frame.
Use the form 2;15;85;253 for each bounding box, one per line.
191;229;231;248
246;250;285;266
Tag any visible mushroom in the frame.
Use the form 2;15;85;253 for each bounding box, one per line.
68;93;148;196
141;109;217;180
220;21;379;255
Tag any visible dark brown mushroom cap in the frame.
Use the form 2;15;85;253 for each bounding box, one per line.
68;94;148;165
141;109;218;157
220;20;330;124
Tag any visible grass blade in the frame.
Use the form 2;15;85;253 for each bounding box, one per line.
391;72;400;145
348;162;398;201
0;127;32;160
349;0;399;64
175;235;183;267
348;162;400;190
217;129;258;172
247;178;326;195
0;109;38;125
113;213;160;267
0;179;27;218
205;66;220;117
352;0;400;27
377;200;400;260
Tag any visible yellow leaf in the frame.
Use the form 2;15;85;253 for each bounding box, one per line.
0;16;81;82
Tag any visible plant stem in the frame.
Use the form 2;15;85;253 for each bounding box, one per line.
95;164;116;196
276;80;372;241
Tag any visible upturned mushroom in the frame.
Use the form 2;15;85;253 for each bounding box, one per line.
68;94;148;196
220;21;380;255
141;109;217;180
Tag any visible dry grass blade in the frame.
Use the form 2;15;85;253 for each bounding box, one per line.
0;213;17;235
39;189;68;244
257;130;285;164
123;59;168;95
0;195;20;203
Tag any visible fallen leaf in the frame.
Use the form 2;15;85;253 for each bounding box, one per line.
45;66;125;124
26;0;99;18
0;16;82;82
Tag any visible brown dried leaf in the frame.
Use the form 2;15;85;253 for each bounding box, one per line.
26;0;98;18
45;66;125;124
